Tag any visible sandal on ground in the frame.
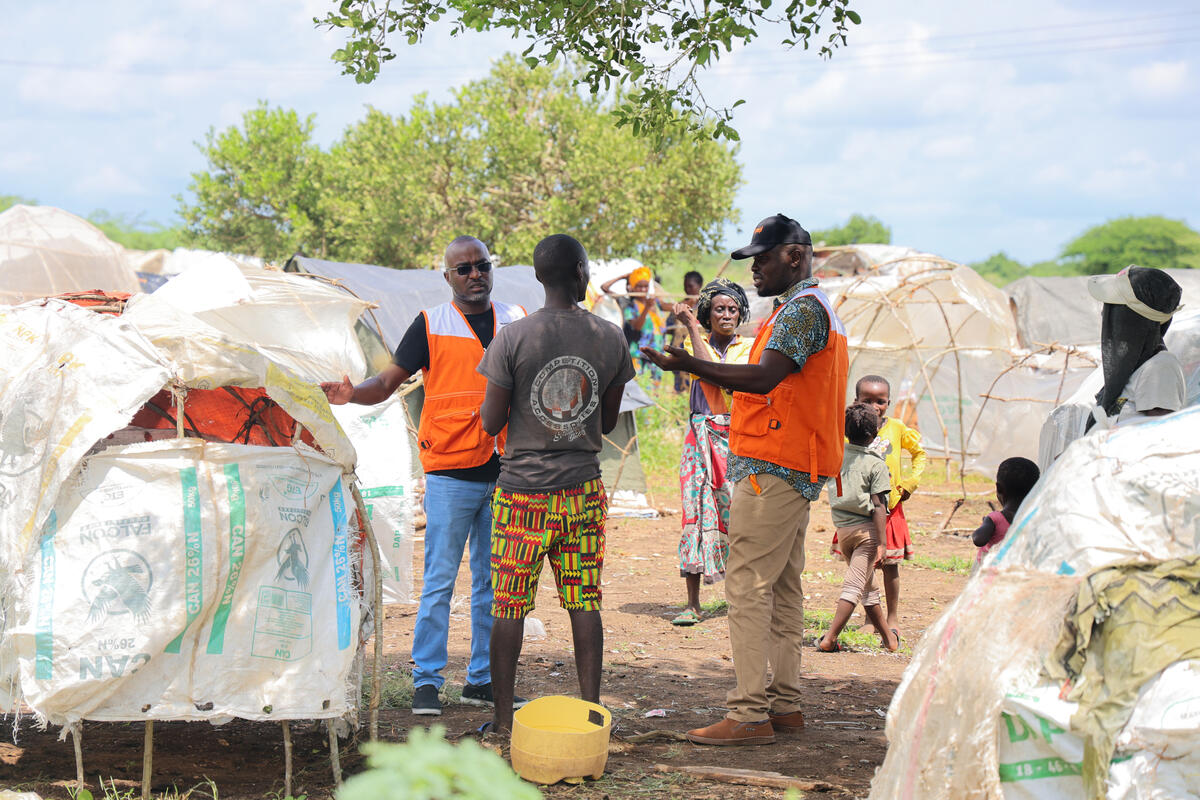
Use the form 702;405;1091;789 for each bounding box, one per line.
814;639;843;653
671;609;702;626
475;721;509;758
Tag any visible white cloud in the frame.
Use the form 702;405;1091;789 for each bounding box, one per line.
923;135;975;160
72;165;149;196
0;151;40;173
1130;60;1189;97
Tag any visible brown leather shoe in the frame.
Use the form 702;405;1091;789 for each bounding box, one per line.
768;710;805;734
686;717;776;746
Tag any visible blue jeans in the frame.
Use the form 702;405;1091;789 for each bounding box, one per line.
411;474;495;689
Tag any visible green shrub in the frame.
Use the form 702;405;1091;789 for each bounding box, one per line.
337;726;541;800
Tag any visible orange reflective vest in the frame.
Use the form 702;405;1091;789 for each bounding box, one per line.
729;286;849;483
416;301;526;472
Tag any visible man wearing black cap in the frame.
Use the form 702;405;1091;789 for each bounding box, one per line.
642;213;849;745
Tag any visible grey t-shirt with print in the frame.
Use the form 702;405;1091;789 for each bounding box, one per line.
477;306;636;492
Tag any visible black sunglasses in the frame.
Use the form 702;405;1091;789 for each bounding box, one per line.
445;259;493;276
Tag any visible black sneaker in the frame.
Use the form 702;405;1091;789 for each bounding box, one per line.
461;682;529;709
412;684;442;716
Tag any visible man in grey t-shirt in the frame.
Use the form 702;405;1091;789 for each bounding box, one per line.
477;233;634;736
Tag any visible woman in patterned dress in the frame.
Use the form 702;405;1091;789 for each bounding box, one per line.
671;278;752;626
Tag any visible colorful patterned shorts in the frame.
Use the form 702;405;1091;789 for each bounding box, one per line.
491;478;607;619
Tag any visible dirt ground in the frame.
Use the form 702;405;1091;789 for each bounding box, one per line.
0;476;991;800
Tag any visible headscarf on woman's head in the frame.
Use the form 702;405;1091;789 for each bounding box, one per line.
695;277;750;331
1087;266;1183;427
627;266;653;289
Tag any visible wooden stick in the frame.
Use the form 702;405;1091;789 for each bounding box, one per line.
282;721;293;799
618;730;689;743
937;497;966;533
607;432;638;497
653;764;842;792
329;725;343;786
141;720;154;800
171;387;186;439
71;723;85;793
351;482;384;741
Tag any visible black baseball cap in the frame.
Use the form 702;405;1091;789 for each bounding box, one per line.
730;213;812;260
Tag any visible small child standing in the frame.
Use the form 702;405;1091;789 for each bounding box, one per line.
972;457;1040;567
837;375;926;638
817;403;900;653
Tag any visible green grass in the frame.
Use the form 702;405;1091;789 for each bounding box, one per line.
72;777;221;800
919;460;994;488
911;553;972;576
362;666;415;708
808;567;844;585
804;608;908;654
700;597;728;614
632;378;690;498
362;667;463;709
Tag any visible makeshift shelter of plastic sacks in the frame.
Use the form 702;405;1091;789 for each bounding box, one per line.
0;205;140;304
869;406;1200;800
1038;307;1200;469
746;247;1098;476
1005;270;1200;350
0;283;377;729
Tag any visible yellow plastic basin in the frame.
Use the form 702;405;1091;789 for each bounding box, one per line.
510;695;612;785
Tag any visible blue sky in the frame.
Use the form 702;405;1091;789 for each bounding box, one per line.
2;0;1197;265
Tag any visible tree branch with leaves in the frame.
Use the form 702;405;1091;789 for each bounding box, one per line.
316;0;861;141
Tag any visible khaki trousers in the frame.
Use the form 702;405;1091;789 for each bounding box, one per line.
724;473;811;721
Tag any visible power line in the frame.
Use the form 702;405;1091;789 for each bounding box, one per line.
782;22;1200;59
714;33;1200;77
838;7;1200;47
1;11;1194;80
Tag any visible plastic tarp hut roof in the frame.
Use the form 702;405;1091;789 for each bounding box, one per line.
128;254;373;385
124;247;267;294
287;256;545;351
745;246;1096;475
1005;269;1200;348
286;255;655;505
0;205;140;304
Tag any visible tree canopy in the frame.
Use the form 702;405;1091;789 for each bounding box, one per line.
1060;215;1200;275
810;213;890;246
316;0;860;141
177;58;742;267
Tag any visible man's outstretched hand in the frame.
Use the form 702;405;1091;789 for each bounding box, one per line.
640;345;689;372
320;375;355;405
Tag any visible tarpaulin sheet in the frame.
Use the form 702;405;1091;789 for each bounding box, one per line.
0;299;172;569
332;394;414;604
6;440;360;725
871;406;1200;800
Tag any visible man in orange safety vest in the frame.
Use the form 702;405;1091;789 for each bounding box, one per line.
641;214;849;746
321;235;527;717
